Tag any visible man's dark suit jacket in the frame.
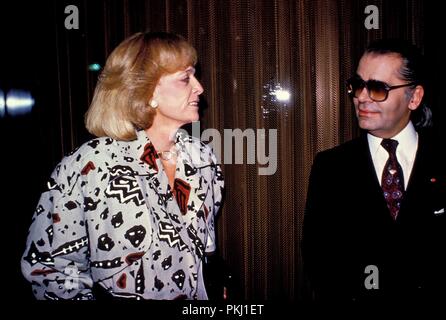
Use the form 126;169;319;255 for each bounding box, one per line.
303;129;445;302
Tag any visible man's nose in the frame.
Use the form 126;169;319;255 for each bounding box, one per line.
356;86;372;102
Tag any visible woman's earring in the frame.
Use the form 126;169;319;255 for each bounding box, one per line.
149;99;158;108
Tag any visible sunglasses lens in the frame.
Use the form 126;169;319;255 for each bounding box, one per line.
347;78;364;97
347;77;391;101
367;80;387;101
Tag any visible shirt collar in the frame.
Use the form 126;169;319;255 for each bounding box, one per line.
367;121;418;160
135;128;189;151
135;129;212;167
392;121;418;155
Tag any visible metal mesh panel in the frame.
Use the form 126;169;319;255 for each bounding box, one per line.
185;0;426;300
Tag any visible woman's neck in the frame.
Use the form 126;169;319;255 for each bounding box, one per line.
145;123;179;152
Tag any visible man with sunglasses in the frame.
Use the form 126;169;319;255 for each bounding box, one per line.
303;39;445;302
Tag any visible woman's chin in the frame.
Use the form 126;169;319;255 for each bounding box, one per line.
189;112;200;122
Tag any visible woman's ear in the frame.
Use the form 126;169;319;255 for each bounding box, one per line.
408;85;424;111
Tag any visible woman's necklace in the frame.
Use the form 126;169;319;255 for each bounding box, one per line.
158;147;178;162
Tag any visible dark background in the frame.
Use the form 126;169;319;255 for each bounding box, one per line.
1;0;443;304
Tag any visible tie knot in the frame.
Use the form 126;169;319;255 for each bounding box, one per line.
381;138;398;155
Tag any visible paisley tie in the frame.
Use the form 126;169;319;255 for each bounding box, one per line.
381;138;405;220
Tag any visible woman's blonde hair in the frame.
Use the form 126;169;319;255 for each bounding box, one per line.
85;32;197;140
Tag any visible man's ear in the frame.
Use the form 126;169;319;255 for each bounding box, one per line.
408;85;424;111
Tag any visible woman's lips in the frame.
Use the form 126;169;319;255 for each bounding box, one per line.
187;101;199;107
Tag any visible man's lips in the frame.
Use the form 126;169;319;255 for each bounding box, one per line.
358;109;379;117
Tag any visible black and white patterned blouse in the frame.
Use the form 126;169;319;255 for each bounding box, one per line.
21;129;224;300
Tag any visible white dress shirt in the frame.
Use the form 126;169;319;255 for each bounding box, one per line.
367;121;419;189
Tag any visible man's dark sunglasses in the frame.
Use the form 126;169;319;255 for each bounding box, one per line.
347;76;416;102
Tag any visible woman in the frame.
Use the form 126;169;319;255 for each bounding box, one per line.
21;32;224;300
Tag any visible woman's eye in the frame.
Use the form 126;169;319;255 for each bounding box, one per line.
181;77;190;83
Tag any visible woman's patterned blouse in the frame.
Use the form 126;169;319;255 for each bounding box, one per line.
21;130;224;300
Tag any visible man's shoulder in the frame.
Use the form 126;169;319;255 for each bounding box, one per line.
417;128;445;168
316;136;365;160
418;128;444;148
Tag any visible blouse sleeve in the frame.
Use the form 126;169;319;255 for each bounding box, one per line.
204;147;224;253
21;155;94;300
211;151;224;215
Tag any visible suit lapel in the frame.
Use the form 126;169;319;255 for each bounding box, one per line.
398;132;433;221
403;132;427;196
360;135;389;205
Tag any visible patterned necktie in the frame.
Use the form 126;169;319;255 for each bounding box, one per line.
381;139;405;220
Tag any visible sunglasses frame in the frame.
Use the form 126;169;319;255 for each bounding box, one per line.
347;76;416;102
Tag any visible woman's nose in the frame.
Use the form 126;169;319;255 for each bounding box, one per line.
191;76;204;95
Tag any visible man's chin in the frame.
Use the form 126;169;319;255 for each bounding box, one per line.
358;119;374;131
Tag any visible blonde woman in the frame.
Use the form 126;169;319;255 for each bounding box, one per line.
21;32;224;300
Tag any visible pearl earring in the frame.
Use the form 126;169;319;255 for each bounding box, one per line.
149;99;158;108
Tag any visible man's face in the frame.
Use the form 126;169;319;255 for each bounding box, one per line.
353;53;419;138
